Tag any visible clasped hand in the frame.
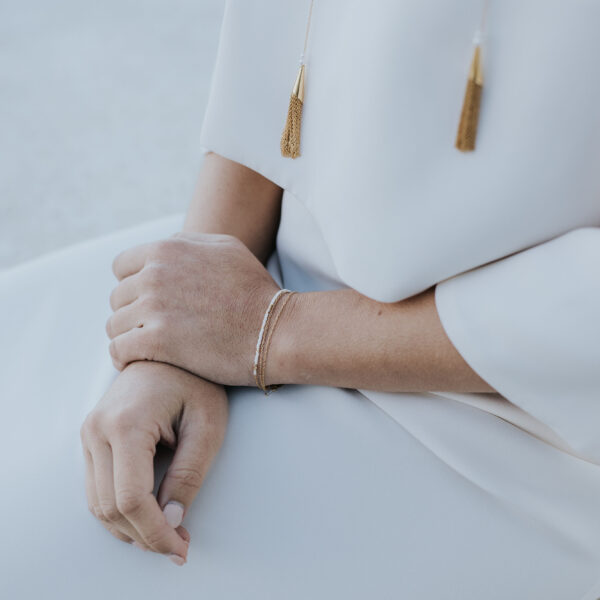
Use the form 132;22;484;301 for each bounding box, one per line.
106;232;282;383
83;232;282;564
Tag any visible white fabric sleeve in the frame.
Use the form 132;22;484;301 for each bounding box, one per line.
196;0;300;190
434;226;600;462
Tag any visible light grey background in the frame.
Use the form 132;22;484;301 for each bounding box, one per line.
1;0;224;268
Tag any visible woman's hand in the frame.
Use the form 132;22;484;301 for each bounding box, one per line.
80;360;228;564
105;232;281;385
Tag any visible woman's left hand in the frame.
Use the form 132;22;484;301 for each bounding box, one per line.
106;232;281;385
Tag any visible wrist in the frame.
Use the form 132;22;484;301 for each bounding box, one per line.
122;360;224;394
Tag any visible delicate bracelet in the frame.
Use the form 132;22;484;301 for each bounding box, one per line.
259;290;296;392
253;288;296;395
253;289;288;392
255;291;285;391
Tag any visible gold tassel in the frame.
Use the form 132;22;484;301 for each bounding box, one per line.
455;45;484;152
280;64;305;159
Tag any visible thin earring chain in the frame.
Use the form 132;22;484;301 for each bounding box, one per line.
299;0;315;64
300;0;491;60
475;0;491;43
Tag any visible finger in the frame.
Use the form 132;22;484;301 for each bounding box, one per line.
109;327;155;371
90;440;151;549
176;526;191;544
157;402;224;526
106;299;144;340
85;447;135;544
84;448;103;521
111;433;189;561
105;524;135;544
112;243;154;281
109;273;142;311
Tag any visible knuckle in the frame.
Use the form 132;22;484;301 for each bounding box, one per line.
91;505;111;524
140;293;163;314
79;423;90;445
169;466;204;492
94;507;109;523
150;315;168;338
99;501;121;523
109;286;120;311
116;490;144;517
109;337;131;368
81;413;101;439
140;263;165;291
111;251;124;277
105;316;113;338
79;420;89;442
109;338;120;362
143;528;171;553
111;327;158;364
106;408;139;437
152;239;178;261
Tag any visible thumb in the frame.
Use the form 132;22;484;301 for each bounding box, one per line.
157;403;223;528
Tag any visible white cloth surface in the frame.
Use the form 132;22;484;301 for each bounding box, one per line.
0;206;599;599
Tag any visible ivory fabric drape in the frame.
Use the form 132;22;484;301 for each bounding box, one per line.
3;209;600;599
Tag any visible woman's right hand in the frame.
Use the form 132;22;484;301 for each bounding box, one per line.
80;360;228;565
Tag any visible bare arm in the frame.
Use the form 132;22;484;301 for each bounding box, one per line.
108;152;494;394
185;155;491;393
183;151;282;262
268;287;496;394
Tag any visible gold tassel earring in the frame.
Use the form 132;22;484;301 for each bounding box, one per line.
282;1;490;156
280;64;305;158
281;0;314;159
455;0;490;152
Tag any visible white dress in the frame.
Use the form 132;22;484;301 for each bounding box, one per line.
3;1;600;598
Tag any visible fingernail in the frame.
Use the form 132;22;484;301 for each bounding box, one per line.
168;554;186;566
132;542;147;552
163;501;184;528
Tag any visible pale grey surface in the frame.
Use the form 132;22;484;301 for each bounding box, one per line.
0;0;224;268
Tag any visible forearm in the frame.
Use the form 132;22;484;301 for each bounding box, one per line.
184;152;282;263
269;287;496;393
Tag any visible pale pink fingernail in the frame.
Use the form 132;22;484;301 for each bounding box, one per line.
133;542;147;552
168;554;186;566
163;501;184;528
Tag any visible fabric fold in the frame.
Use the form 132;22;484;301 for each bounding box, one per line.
198;0;600;303
434;226;600;464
